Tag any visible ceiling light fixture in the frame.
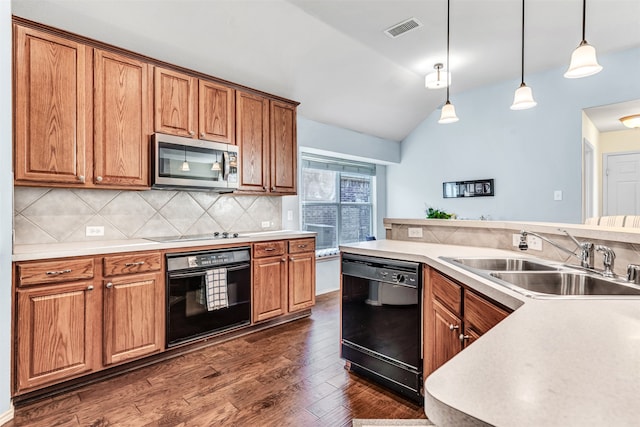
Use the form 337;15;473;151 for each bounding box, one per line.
564;0;602;78
620;114;640;129
425;63;450;89
438;0;459;124
511;0;537;110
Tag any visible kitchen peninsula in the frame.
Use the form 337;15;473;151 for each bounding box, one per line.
340;218;640;426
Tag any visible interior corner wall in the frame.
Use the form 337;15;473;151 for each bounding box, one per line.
1;0;14;418
387;47;640;224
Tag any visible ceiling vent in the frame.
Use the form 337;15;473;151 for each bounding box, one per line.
384;17;423;38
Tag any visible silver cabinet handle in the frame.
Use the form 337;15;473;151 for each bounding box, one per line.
264;247;276;252
78;175;85;183
460;334;470;342
200;132;205;138
272;187;276;191
281;258;287;262
106;282;113;288
289;257;296;261
189;130;195;136
124;261;145;267
46;269;71;276
297;244;307;248
449;324;459;331
86;285;94;291
96;176;103;182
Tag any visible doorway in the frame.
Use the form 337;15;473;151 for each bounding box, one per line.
582;139;595;221
603;151;640;215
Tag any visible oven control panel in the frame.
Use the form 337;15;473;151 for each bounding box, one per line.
167;248;251;271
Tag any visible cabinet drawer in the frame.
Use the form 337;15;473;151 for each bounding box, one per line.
464;290;510;335
430;270;462;316
103;252;162;277
253;241;286;258
17;258;95;287
288;238;315;254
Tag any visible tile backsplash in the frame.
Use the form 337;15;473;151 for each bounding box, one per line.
14;187;282;244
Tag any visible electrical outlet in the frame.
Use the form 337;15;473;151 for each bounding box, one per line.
408;227;423;238
527;235;543;251
512;234;521;247
554;190;563;201
261;221;270;228
86;226;104;237
512;233;542;250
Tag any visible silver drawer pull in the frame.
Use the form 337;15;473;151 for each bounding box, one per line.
297;244;307;248
124;261;145;267
449;324;459;331
264;247;276;252
46;269;71;276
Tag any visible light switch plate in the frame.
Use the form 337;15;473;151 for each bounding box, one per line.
408;227;423;238
554;190;563;201
86;226;104;237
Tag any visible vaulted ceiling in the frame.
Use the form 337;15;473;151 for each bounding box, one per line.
12;0;640;141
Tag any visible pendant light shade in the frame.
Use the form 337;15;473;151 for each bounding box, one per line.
438;0;459;124
180;147;190;172
564;41;602;78
511;0;536;110
425;63;450;89
511;83;537;110
439;101;459;124
564;0;602;79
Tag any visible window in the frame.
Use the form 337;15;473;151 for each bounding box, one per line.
301;153;376;254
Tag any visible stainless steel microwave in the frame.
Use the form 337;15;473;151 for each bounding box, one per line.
151;133;239;192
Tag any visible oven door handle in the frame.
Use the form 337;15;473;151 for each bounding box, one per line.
168;263;250;279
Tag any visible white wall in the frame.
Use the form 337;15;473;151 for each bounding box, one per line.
387;47;640;224
0;0;13;420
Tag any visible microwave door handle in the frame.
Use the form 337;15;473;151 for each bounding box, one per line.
223;151;230;181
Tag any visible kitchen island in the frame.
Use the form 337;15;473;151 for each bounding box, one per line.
340;239;640;427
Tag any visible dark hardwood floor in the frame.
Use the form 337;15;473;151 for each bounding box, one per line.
8;291;426;426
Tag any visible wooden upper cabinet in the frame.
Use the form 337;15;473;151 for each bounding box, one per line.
94;49;152;187
270;100;297;194
154;67;197;137
13;24;91;185
236;90;270;192
199;80;235;144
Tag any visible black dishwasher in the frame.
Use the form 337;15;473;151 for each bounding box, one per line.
341;253;422;403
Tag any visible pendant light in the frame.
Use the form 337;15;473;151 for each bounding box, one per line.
564;0;602;78
425;63;450;89
511;0;537;110
438;0;459;124
180;147;190;172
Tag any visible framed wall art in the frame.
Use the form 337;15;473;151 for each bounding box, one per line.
443;179;494;198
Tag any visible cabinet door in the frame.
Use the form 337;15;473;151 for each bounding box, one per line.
94;49;152;187
14;25;90;185
16;282;99;392
199;80;235;144
253;256;287;322
154;67;197;137
431;300;463;374
288;251;315;312
236;90;269;192
464;290;510;337
270;100;297;194
103;272;164;365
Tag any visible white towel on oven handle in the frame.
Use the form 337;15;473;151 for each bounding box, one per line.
205;268;229;311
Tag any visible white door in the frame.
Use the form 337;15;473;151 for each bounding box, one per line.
604;152;640;215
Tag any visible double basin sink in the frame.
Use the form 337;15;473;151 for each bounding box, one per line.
441;257;640;298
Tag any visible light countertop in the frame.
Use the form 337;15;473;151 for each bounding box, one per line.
13;230;315;262
340;240;640;427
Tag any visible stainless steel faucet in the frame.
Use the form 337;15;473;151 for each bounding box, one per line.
519;229;594;269
596;245;616;277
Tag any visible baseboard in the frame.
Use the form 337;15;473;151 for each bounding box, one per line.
0;403;15;426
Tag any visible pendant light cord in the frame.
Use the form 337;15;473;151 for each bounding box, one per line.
445;0;451;102
520;0;525;85
581;0;586;41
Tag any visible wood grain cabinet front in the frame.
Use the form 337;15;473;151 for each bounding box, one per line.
252;255;288;322
424;266;512;379
13;24;91;185
15;280;100;392
287;238;316;312
103;272;164;365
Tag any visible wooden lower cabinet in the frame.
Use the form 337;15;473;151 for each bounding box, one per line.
424;266;511;379
15;281;100;392
288;251;315;312
103;272;164;365
252;255;288;322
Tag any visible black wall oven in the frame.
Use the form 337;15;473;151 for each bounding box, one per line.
341;253;422;403
166;247;251;347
